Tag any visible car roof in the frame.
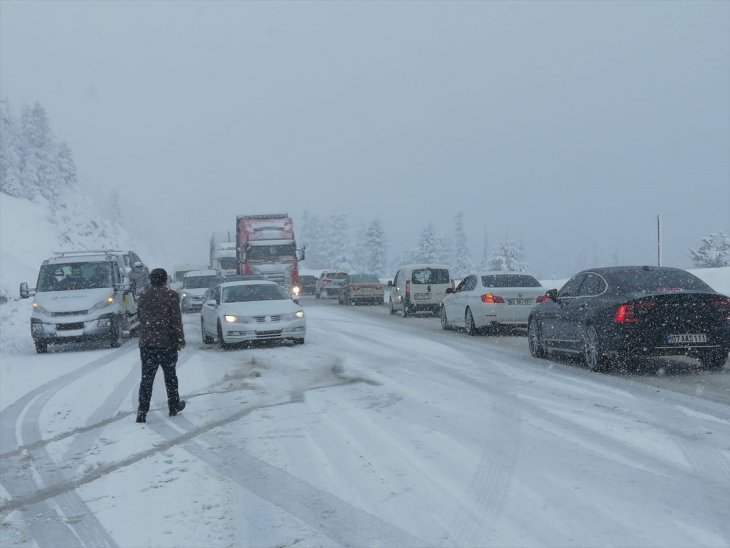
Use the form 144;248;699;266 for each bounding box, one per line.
399;264;451;270
45;253;116;264
184;269;218;277
576;266;688;276
218;280;279;288
476;271;538;277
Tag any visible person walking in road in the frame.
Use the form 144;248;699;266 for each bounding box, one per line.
136;267;186;423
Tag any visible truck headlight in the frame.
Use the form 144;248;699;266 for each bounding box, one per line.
292;286;301;296
91;296;115;310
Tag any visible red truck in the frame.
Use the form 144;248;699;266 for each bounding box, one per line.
235;213;305;296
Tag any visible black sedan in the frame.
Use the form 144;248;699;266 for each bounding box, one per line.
528;266;730;371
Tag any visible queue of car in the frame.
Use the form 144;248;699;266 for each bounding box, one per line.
21;252;728;372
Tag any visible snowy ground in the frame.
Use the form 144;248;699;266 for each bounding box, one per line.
1;294;728;548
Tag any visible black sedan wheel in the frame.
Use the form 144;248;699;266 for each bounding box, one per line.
528;318;545;358
701;350;727;371
583;325;608;372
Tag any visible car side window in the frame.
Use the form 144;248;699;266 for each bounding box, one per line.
578;273;605;297
463;276;477;292
558;274;586;298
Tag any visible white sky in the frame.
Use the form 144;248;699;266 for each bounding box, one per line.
1;0;729;277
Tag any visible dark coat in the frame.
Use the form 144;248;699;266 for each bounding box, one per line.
137;286;185;349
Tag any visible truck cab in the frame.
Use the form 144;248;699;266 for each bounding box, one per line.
19;251;140;353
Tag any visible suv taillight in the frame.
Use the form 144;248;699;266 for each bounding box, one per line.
615;302;656;323
481;293;504;304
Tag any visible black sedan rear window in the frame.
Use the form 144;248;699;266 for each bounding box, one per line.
481;274;542;288
607;269;712;294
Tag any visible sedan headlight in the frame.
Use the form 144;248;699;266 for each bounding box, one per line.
281;310;305;321
295;310;304;318
91;296;115;310
224;315;238;323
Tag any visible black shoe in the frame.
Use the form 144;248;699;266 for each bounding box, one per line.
169;400;186;417
136;412;147;423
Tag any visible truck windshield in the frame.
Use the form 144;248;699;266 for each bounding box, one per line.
37;262;113;292
183;276;217;289
246;244;296;261
219;257;237;270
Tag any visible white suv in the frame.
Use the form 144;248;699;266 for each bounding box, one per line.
388;264;453;317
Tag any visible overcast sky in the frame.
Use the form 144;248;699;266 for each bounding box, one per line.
1;0;728;277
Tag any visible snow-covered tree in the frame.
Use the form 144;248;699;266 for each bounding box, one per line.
412;222;448;264
300;210;328;269
690;232;730;267
0;98;26;198
489;236;529;272
363;218;387;276
478;228;490;271
325;212;353;271
451;211;473;278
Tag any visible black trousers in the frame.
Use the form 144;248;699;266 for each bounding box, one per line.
138;346;180;414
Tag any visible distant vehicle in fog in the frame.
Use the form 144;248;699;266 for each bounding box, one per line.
299;275;317;295
180;269;219;312
315;271;348;299
440;272;545;334
388;264;452;317
527;266;730;371
339;274;384;305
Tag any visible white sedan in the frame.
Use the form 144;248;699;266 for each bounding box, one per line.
201;280;306;348
440;272;546;335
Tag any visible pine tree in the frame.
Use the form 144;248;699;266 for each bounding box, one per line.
110;189;123;227
300;211;327;269
414;222;447;263
0;98;26;198
350;222;368;273
20;102;57;201
489;236;529;272
452;211;474;278
325;212;353;271
364;219;387;276
690;232;730;267
479;228;490;271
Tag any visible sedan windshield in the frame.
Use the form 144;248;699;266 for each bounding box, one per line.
223;284;289;303
481;274;542;288
37;262;113;291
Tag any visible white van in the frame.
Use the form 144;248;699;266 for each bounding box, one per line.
387;264;453;317
20;251;140;353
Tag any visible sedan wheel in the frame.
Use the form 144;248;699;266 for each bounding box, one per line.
201;319;214;344
465;308;478;336
528;318;545;358
440;306;451;330
700;350;727;371
583;325;607;372
217;321;229;349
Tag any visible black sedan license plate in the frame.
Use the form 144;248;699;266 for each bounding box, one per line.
667;334;707;344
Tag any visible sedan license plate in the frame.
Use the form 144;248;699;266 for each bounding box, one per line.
508;298;532;305
667;334;707;344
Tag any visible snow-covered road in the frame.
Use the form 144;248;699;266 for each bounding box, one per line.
1;297;728;548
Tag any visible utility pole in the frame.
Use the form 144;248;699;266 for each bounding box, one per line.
657;214;662;267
